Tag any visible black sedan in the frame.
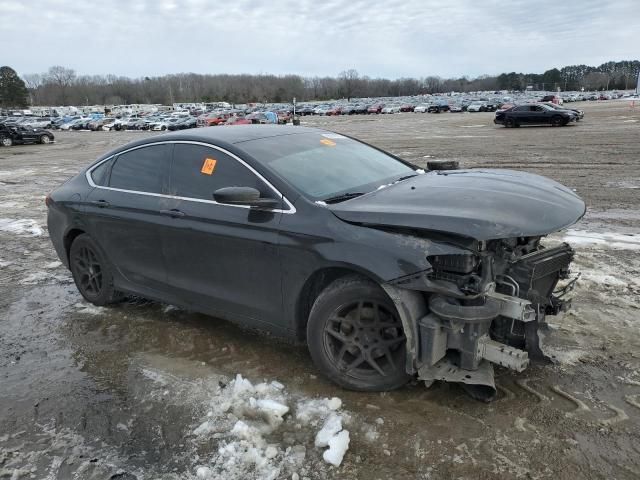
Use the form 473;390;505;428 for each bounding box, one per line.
495;103;578;127
0;123;54;146
541;102;585;120
46;126;585;400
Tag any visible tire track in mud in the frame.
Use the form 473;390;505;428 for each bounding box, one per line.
492;377;639;428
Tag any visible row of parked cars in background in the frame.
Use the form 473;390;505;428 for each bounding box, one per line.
1;88;627;144
301;98;503;115
0;107;294;134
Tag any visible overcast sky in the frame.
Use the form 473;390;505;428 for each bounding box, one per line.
2;0;638;79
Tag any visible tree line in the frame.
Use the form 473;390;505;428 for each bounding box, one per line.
1;60;638;108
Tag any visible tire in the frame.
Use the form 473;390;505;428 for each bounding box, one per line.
40;135;51;144
307;275;410;391
1;136;13;147
551;115;564;127
505;118;516;128
69;234;123;306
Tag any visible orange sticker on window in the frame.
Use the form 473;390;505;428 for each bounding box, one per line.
201;158;217;175
320;139;336;146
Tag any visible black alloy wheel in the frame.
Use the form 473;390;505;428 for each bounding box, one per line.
72;244;103;300
69;234;122;305
307;275;410;391
551;116;564;127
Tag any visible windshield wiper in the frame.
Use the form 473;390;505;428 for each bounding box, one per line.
395;173;419;182
323;192;366;204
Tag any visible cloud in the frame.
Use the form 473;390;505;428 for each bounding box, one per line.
1;0;638;78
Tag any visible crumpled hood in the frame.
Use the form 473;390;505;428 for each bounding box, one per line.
329;169;586;241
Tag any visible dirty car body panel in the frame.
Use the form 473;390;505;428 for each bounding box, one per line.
47;125;586;400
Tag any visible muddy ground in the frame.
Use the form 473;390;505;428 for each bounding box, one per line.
1;101;639;479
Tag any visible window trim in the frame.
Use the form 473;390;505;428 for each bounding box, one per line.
85;140;296;214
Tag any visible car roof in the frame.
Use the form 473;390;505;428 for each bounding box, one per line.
93;125;328;163
161;124;323;144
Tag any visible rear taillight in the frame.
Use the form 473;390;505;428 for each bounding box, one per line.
45;194;54;207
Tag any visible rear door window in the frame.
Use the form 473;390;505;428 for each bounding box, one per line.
170;143;270;201
109;144;171;194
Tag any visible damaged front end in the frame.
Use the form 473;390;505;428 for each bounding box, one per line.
383;236;577;401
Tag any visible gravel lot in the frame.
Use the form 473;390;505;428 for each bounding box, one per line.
1;101;639;479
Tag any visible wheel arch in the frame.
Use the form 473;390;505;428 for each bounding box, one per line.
294;266;383;341
63;228;86;264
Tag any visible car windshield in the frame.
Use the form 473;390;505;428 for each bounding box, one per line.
241;132;415;201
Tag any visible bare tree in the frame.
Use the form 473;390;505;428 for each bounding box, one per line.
22;73;43;105
46;66;76;105
339;69;359;101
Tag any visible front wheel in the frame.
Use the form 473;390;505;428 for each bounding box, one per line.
505;118;516;128
69;234;123;306
1;136;13;147
551;115;564;127
307;275;410;391
40;135;51;144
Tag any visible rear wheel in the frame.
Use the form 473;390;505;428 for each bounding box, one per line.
1;136;13;147
69;234;122;306
551;115;564;127
307;275;410;391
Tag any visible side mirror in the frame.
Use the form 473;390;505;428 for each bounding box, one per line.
213;186;280;209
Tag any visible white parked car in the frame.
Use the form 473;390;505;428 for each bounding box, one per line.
467;102;487;112
381;104;401;114
151;118;179;131
414;104;429;113
313;105;330;115
101;119;118;131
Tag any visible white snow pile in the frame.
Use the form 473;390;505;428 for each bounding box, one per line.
191;374;350;479
563;230;640;251
0;218;43;236
314;413;350;466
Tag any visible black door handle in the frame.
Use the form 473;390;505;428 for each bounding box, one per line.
91;200;110;208
159;209;185;218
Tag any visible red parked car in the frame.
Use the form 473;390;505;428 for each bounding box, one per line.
223;116;252;126
197;113;230;127
367;103;384;114
325;106;343;116
400;104;415;112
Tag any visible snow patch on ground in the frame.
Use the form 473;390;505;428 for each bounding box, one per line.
73;302;109;315
540;342;586;366
563;230;640;250
0;218;43;236
191;374;350;479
